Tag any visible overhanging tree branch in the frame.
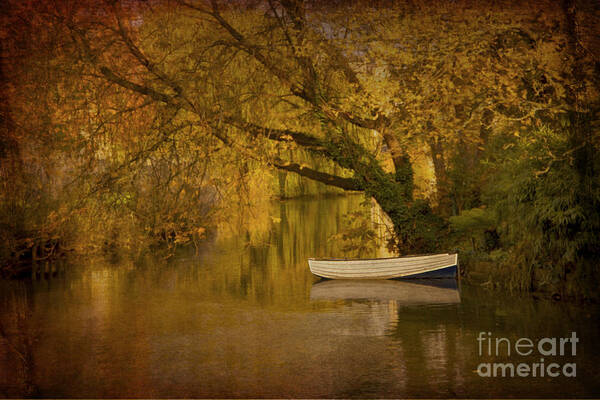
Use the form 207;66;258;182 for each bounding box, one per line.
68;5;385;193
98;67;176;105
271;159;362;191
113;5;189;103
222;115;382;180
221;116;326;150
198;1;410;175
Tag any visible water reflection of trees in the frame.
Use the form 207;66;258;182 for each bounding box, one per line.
0;281;37;397
207;195;376;307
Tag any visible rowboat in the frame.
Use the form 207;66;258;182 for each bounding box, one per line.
310;279;460;304
308;253;458;280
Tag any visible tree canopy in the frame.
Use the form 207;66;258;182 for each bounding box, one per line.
1;0;599;297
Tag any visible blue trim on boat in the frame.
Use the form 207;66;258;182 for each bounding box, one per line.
398;264;457;279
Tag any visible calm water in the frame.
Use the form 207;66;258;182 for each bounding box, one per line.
1;195;599;398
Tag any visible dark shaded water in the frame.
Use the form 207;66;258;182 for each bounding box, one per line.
1;195;599;398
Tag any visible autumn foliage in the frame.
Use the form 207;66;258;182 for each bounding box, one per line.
0;0;598;298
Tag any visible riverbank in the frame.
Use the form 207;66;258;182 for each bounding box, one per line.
458;251;599;304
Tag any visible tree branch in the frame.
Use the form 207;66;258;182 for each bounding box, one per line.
67;22;180;107
98;67;175;105
222;116;326;150
271;159;362;191
113;5;186;100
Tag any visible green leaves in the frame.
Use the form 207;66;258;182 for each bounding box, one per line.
449;207;495;234
484;124;600;296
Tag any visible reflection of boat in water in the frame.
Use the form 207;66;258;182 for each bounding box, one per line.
308;253;458;279
310;279;460;305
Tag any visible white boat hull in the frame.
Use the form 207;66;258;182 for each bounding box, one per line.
308;253;458;280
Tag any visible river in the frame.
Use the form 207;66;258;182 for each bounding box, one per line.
1;195;599;398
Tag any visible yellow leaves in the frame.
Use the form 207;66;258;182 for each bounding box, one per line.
294;39;312;58
173;233;189;244
47;210;58;222
174;226;205;244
